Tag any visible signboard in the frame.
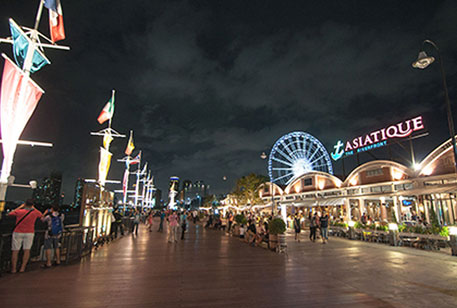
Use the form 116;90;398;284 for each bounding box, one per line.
331;115;425;161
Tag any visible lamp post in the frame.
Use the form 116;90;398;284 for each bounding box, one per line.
412;40;457;172
261;152;275;215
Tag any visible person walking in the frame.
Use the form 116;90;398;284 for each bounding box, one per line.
228;212;234;233
8;199;43;273
132;210;140;235
293;214;301;242
147;212;153;232
167;211;179;243
158;211;165;232
320;211;329;244
41;205;65;268
180;211;188;240
309;212;318;242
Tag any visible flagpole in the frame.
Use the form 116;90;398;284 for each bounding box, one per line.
108;89;115;130
134;152;141;208
33;0;45;31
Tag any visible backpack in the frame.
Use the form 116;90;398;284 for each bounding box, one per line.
50;215;63;236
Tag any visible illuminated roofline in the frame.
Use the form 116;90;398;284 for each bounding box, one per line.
417;137;456;175
343;160;412;187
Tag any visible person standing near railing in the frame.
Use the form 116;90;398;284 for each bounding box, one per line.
8;199;42;273
41;205;65;268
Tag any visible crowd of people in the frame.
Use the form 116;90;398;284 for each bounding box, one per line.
5;200;333;274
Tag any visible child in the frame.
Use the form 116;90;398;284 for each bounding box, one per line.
239;224;246;239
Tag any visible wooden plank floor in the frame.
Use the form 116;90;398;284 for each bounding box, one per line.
1;220;457;307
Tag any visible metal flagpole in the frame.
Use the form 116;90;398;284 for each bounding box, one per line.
134;157;141;208
0;1;69;200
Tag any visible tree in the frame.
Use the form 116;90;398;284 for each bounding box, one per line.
232;173;268;205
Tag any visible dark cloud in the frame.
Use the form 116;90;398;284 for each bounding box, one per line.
1;0;457;201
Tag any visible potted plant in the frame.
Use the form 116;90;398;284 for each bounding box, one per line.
268;217;286;250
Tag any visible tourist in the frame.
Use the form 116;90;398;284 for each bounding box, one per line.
227;212;234;233
205;213;213;228
41;205;65;268
320;211;329;244
294;214;301;242
132;210;141;235
8;199;43;273
247;220;256;245
180;211;188;240
239;224;246;239
147;211;153;232
167;211;179;243
158;210;165;232
309;212;318;242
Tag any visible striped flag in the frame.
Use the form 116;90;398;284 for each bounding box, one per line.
130;151;141;165
97;95;115;124
44;0;65;42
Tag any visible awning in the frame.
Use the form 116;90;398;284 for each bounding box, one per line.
316;198;345;206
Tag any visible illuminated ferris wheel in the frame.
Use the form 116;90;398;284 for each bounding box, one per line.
268;132;333;186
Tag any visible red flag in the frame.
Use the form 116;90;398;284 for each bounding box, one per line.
0;55;44;181
122;169;129;196
44;0;66;43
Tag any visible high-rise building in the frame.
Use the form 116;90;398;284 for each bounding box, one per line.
33;172;62;207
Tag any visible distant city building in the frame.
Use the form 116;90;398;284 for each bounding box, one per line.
179;180;210;208
33;172;62;207
169;176;180;192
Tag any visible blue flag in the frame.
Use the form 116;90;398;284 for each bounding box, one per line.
9;19;50;73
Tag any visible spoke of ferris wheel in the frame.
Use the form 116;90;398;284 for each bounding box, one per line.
307;146;320;162
272;167;293;171
285;175;297;185
295;136;302;152
281;141;298;160
273;172;293;183
271;156;293;167
275;147;295;163
309;154;325;166
288;136;297;153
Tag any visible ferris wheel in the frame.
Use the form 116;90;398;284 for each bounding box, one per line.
268;131;333;186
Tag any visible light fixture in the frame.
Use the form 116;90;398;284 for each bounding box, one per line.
412;51;435;69
348;220;355;227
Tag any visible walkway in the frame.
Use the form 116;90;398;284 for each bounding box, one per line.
1;222;457;307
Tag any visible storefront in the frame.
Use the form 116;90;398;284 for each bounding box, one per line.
259;137;457;226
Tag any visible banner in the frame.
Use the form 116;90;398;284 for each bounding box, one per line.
0;55;44;182
98;146;112;187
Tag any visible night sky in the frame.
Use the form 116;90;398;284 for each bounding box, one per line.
1;1;457;202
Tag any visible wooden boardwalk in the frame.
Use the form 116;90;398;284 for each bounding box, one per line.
1;221;457;307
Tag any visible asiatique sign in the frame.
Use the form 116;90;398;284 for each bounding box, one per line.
331;115;425;161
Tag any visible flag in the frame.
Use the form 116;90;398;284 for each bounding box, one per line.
97;95;115;124
122;169;129;196
0;55;44;182
44;0;65;43
130;151;141;165
98;147;112;187
103;133;113;149
9;19;50;73
141;163;148;176
125;131;134;155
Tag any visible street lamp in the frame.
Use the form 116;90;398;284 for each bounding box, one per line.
412;40;457;172
260;152;275;215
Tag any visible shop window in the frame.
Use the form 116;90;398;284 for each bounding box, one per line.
302;178;312;187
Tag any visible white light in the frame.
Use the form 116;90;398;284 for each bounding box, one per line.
348;221;355;227
413;163;421;171
388;223;398;231
449;226;457;235
292;158;311;178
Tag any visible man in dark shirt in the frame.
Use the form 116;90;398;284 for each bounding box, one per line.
319;212;329;244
